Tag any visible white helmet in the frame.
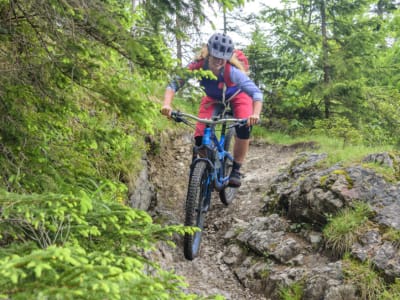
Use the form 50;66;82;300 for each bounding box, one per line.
207;33;234;60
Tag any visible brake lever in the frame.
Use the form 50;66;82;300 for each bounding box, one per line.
240;119;248;126
170;111;181;122
170;111;191;125
228;119;248;128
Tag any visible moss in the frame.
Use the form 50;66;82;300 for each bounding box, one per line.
320;175;328;186
332;169;354;188
362;162;397;183
320;169;353;189
388;151;400;180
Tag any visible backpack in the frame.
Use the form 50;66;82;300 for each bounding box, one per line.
232;49;249;73
223;49;249;87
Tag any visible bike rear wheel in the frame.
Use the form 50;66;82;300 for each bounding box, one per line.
219;126;238;205
184;160;211;260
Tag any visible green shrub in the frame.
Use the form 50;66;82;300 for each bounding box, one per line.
0;189;199;299
313;116;362;148
0;245;197;300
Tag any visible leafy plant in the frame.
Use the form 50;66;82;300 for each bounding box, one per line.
0;245;199;300
0;188;199;299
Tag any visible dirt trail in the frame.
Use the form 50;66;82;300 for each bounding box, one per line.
150;132;297;299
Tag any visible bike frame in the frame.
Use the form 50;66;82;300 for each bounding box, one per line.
192;121;234;192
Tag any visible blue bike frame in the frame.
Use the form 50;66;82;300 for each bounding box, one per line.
192;124;234;192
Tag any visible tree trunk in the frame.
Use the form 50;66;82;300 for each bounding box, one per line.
320;0;330;118
223;6;227;34
176;17;182;66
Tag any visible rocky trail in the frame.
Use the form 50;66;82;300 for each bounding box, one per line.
149;130;297;299
143;128;400;300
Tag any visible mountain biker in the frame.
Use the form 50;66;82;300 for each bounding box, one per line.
161;32;263;188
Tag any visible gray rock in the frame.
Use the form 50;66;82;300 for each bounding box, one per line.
129;157;155;210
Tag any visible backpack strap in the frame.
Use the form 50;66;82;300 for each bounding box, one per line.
223;63;235;87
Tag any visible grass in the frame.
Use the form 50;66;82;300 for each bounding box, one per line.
383;228;400;249
278;281;304;300
252;125;395;167
342;255;385;300
362;162;399;182
323;202;373;257
380;279;400;300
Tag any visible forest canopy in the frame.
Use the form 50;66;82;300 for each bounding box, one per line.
245;0;400;146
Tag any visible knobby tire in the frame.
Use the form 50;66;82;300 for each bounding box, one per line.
219;127;237;205
184;160;210;260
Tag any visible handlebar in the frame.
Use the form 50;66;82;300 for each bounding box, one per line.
170;110;247;126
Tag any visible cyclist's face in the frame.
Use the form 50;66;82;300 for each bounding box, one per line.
209;55;226;75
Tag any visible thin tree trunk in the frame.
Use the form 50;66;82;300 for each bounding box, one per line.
320;0;330;118
176;16;182;66
223;6;227;34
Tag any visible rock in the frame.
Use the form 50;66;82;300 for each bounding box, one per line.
372;241;400;280
129;156;155;210
266;151;400;283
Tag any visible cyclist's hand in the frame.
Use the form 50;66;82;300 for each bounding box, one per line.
247;114;260;126
161;105;172;117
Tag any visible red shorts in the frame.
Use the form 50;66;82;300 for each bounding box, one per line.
194;92;253;137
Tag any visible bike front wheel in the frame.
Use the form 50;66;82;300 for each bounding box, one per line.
184;160;211;260
219;126;238;205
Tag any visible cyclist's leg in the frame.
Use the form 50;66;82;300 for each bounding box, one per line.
194;96;217;139
194;96;217;157
228;93;253;187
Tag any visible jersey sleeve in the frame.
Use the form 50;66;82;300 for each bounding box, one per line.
229;66;263;102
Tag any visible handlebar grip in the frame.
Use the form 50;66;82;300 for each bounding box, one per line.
170;110;178;118
170;110;183;123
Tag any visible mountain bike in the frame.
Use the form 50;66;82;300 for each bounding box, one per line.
170;108;247;260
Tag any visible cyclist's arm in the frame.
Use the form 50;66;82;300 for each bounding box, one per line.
229;67;263;125
229;67;263;102
249;100;263;126
161;87;175;116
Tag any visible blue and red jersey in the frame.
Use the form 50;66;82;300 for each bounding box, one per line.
167;58;263;103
